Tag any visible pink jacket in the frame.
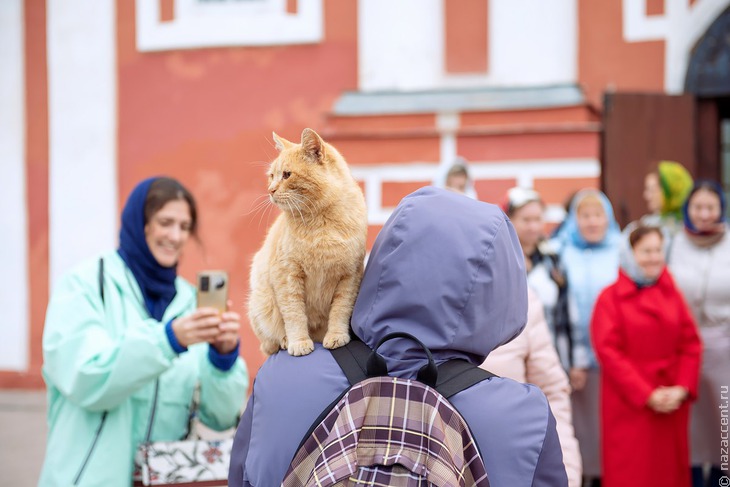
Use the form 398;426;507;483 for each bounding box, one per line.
482;289;582;487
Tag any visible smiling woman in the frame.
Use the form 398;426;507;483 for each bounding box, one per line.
554;188;621;484
142;179;197;268
628;226;665;282
39;176;248;486
669;180;730;486
592;223;701;487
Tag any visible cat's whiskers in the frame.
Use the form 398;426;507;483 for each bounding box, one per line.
283;198;295;223
290;193;316;216
287;195;309;218
293;201;306;226
258;201;275;230
246;196;278;230
251;194;276;229
283;196;306;226
243;194;272;217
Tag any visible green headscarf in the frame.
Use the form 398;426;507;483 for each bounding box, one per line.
657;161;693;219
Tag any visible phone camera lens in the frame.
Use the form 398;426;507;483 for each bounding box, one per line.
215;277;226;290
200;276;210;292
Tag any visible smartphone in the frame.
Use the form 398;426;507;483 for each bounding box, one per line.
196;270;228;313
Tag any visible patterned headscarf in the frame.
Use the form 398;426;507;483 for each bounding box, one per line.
657;161;693;219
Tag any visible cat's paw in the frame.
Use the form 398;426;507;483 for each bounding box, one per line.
323;332;351;350
280;336;288;350
260;340;281;356
288;339;315;356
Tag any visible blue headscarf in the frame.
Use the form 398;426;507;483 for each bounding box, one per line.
682;180;727;234
117;177;178;321
561;189;621;249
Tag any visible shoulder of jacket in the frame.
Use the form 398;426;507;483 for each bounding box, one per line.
472;380;553;435
55;251;115;289
257;347;337;381
468;375;549;409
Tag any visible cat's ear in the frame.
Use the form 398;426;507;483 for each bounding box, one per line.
300;128;325;163
273;132;293;152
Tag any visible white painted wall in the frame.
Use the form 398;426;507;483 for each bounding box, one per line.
136;0;323;51
358;0;444;92
359;0;578;92
487;0;577;87
0;0;29;371
48;0;117;288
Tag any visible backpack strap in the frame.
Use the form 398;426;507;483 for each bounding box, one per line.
329;338;370;386
305;342;496;457
435;360;496;399
331;339;497;397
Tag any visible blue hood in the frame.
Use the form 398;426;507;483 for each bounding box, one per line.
352;187;528;376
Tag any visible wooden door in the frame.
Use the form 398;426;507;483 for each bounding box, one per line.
601;93;696;228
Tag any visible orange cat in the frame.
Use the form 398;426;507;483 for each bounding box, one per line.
248;128;367;356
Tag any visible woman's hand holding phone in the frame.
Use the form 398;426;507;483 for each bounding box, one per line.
172;308;223;348
172;301;241;353
211;300;241;354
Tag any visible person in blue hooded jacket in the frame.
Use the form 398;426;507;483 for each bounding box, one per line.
229;186;568;486
551;188;621;486
40;177;248;486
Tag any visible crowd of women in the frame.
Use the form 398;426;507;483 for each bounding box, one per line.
39;161;727;486
492;161;729;487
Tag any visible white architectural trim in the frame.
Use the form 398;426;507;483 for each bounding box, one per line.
136;0;323;51
48;0;117;287
0;0;28;371
358;0;577;92
622;0;669;41
622;0;730;93
437;112;459;166
351;158;600;225
666;0;730;93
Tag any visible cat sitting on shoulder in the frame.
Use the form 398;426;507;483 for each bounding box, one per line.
248;128;368;356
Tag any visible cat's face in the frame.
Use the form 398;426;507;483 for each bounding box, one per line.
267;129;331;213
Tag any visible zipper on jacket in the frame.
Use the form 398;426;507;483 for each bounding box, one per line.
73;411;108;486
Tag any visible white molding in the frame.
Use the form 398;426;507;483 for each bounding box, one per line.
621;0;730;94
359;0;577;91
437;112;459;165
0;0;28;371
136;0;323;51
351;158;600;225
48;0;117;287
666;0;730;93
622;0;670;41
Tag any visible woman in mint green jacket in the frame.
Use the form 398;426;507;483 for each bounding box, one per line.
39;177;248;486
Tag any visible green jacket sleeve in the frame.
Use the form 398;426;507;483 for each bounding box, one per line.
43;270;177;412
195;347;249;431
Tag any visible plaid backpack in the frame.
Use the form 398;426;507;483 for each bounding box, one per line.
281;332;495;487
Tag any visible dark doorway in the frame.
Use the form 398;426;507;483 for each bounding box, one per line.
602;5;730;228
687;4;730;206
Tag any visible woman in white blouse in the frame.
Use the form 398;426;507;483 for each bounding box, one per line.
668;180;729;487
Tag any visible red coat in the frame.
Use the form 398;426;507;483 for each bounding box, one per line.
591;268;701;487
